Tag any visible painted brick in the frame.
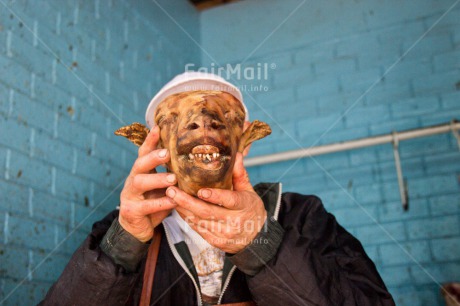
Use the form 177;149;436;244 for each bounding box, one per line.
411;262;460;285
33;75;71;110
429;194;460;216
339;68;382;92
0;179;29;215
7;213;56;251
0;212;4;241
401;33;453;60
344;105;391;128
0;54;34;95
440;91;460;110
314;57;357;76
355;222;406;245
332;205;378;227
32;251;69;282
265;120;298;143
257;159;307;182
258;52;293;70
424;151;460;175
381;181;407;203
335;34;379;58
362;245;379;264
0;117;30;154
390;286;438;306
319;125;369;144
55;226;88;256
0;83;10;115
364;81;413;106
431;237;460;261
294;42;335;64
33;130;75;172
400;134;451;159
434;50;460;72
315;91;363;115
9;92;55;135
406;215;459;239
76;152;111;186
0;244;29;279
390;96;440;118
412;70;460;95
380;241;431;266
382;57;432;84
74;203;109;233
378;199;429;223
316;188;355;210
253;87;295;109
309;152;350;172
349;147;378;166
379;266;412;287
375;158;425;183
8;150;52;192
408;174;459;198
369;117;420;135
296;76;340;100
248;140;275;157
326;164;375;187
419;109;460;127
1;279;50;306
271;100;317;122
297;114;345;138
354;183;383;204
33;189;71;225
272;66;314;89
282;174;325;194
54;168;92;204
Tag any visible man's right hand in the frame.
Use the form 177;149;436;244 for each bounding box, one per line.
119;126;177;243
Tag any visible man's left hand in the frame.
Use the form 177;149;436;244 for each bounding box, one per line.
165;153;267;254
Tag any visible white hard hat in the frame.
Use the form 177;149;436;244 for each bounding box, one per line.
145;71;249;128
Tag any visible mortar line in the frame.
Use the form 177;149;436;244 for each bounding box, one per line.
0;179;125;304
306;0;460;150
241;0;307;64
0;0;126;125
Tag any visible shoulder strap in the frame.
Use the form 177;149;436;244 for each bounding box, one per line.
139;229;162;306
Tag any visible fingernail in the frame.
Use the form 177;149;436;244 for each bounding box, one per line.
166;174;176;183
158;149;168;158
166;187;176;198
199;188;211;199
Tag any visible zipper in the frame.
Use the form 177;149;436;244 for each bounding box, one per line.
217;183;283;304
273;183;282;220
217;265;237;304
163;224;203;306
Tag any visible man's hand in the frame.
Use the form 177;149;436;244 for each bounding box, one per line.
119;126;177;243
166;153;267;253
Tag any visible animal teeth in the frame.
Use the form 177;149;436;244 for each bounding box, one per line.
189;152;223;162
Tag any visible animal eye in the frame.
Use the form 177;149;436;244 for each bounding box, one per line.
211;122;225;130
186;123;200;130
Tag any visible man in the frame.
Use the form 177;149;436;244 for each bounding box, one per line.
40;72;395;306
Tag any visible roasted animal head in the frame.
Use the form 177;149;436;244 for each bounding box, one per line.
115;90;271;196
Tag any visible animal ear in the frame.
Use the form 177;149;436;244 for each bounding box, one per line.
114;122;150;147
238;120;272;153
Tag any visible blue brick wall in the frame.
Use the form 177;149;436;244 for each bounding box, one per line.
202;1;460;305
0;0;200;304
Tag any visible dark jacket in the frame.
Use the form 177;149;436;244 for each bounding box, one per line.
40;183;395;306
